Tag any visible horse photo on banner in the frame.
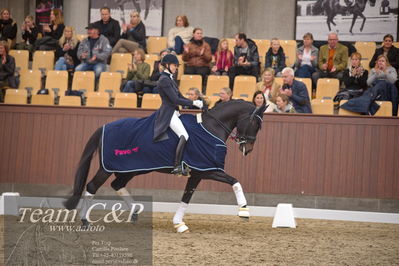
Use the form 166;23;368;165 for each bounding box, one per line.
89;0;164;36
295;0;398;41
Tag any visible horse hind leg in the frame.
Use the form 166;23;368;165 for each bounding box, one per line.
360;14;366;32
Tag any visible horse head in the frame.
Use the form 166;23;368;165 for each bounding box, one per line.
368;0;376;7
235;104;266;156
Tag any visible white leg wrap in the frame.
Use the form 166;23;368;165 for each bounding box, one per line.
232;182;247;207
116;188;135;209
79;191;94;220
173;202;188;225
174;222;189;233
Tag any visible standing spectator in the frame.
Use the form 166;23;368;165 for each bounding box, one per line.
121;48;151;93
75;24;112;80
211;38;233;76
0;8;17;46
15;15;39;57
228;32;260;89
265;38;286;76
54;26;80;71
0;41;17;90
112;11;146;53
334;52;368;102
167;15;193;55
312;32;348;88
295;32;318;79
214;87;232;106
35;8;65;50
182;28;212;93
280;67;312;113
93;7;121;47
369;34;399;71
273;94;296;113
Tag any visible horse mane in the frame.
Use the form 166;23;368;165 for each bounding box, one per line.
208;99;255;114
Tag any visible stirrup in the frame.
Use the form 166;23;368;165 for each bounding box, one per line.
171;165;191;177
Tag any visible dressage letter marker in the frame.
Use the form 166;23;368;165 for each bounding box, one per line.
272;203;297;228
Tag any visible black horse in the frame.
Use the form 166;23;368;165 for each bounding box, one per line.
64;100;266;233
313;0;376;33
347;0;376;34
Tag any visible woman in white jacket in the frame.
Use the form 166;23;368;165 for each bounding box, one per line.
168;15;193;54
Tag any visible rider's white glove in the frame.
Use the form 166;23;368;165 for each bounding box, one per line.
193;100;203;109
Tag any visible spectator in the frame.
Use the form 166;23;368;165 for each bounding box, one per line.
35;8;65;50
15;15;39;56
265;38;286;76
0;41;17;90
256;68;281;102
367;55;397;86
295;32;318;79
334;52;368;102
214;87;232;106
273;94;296;113
54;26;80;71
228;32;259;89
312;32;348;88
183;87;205;109
93;7;121;47
112;11;146;53
252;91;266;108
211;38;233;76
142;49;176;94
280;67;312;113
121;48;151;93
369;34;399;71
75;24;112;80
182;28;212;93
0;8;17;46
168;15;193;55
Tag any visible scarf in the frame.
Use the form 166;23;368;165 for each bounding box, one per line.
349;65;365;78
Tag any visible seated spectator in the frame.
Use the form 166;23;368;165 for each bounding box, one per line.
341;55;398;115
312;32;348;88
295;32;318;78
0;8;17;46
183;87;205;109
273;94;296;113
369;34;399;71
112;11;146;54
75;24;112;80
256;68;281;102
334;52;368;102
15;15;39;56
35;8;65;50
142;49;177;94
265;38;286;76
54;26;80;71
167;15;193;55
228;32;259;89
214;87;232;106
280;67;312;113
93;7;121;47
182;28;212;92
0;41;17;90
252;90;266;108
211;38;233;76
121;48;151;93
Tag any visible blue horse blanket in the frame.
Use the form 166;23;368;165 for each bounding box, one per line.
101;113;227;172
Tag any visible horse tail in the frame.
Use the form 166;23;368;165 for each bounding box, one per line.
312;0;324;15
64;127;103;210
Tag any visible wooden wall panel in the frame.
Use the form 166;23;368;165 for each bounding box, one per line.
0;104;398;199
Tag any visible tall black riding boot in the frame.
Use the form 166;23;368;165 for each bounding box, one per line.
171;136;190;177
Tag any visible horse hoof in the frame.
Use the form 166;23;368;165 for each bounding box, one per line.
238;207;250;219
174;222;189;233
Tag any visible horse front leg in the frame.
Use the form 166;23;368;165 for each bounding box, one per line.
173;173;202;233
349;14;358;34
359;13;366;32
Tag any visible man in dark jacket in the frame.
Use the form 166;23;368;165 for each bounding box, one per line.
280;67;312;113
93;7;121;47
228;32;260;89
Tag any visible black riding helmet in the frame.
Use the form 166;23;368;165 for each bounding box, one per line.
161;54;179;66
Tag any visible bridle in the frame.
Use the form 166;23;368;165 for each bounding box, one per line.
203;108;263;145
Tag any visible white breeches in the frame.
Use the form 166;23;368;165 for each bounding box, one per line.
170;111;189;140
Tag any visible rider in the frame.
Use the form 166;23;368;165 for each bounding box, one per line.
153;53;203;177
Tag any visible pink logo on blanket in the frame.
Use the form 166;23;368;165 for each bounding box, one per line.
114;147;140;156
